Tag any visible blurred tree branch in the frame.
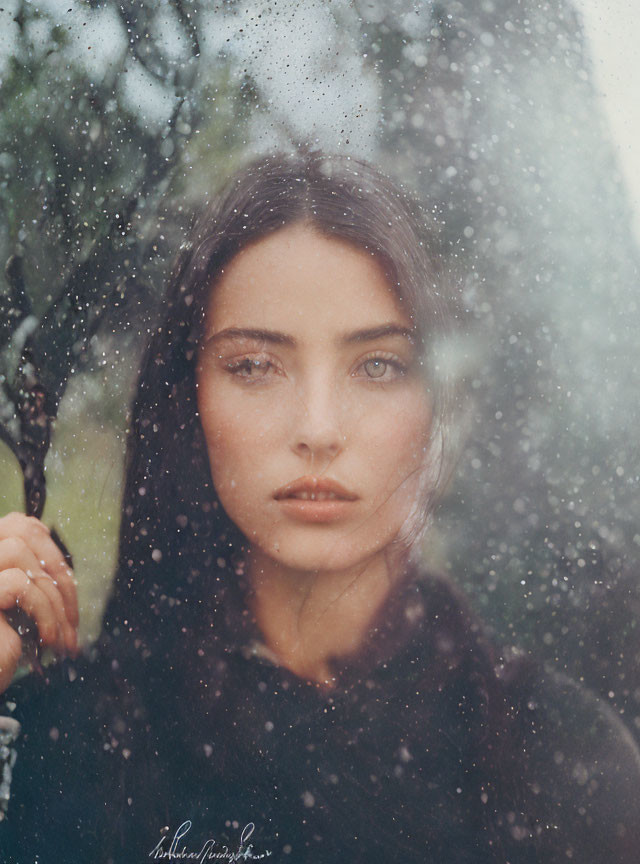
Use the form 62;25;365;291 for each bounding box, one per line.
0;0;205;518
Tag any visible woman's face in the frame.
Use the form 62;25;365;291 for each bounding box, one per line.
195;222;433;574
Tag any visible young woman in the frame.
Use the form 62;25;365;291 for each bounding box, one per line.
0;151;639;863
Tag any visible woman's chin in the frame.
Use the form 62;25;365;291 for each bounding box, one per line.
254;539;377;576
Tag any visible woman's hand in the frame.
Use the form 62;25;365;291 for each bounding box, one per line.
0;512;79;693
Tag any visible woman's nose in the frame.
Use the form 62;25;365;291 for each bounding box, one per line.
290;380;346;466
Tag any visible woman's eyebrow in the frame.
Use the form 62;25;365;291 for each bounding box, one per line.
207;327;295;346
207;324;415;346
342;324;416;345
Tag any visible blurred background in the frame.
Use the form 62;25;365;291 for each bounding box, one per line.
1;0;639;737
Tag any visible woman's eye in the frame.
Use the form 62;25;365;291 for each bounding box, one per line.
363;358;389;379
224;357;276;380
356;355;407;381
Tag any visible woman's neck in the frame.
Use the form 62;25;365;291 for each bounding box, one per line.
245;547;409;689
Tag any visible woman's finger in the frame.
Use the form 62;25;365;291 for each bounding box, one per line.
26;535;78;630
29;572;77;656
0;537;72;653
0;514;79;628
0;567;62;651
0;612;24;694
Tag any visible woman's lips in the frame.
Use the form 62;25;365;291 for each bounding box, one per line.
276;497;356;523
274;475;358;522
273;475;357;501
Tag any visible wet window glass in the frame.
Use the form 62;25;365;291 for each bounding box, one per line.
1;2;639;861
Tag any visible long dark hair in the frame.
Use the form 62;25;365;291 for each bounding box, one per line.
99;150;467;670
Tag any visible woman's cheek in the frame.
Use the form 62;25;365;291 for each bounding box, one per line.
204;415;273;509
366;391;431;460
370;399;432;513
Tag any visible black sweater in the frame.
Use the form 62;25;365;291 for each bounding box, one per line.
1;570;639;863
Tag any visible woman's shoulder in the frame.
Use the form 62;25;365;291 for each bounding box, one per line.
407;570;640;860
511;665;640;861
